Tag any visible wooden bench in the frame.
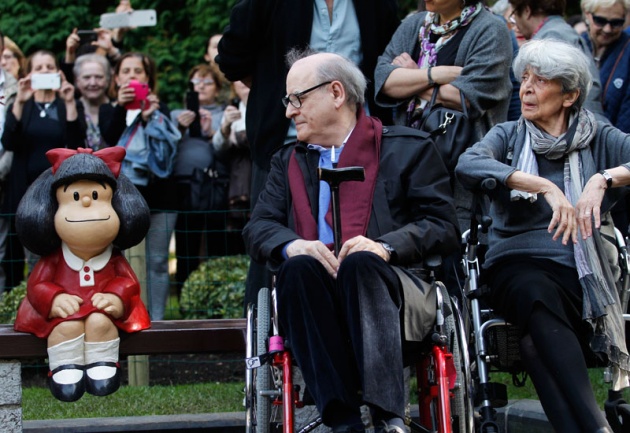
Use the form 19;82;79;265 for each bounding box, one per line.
0;319;247;433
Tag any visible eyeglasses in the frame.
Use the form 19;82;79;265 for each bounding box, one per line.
591;14;625;29
190;78;215;86
282;81;332;108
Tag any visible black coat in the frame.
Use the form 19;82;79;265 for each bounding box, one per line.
243;124;460;340
1;98;86;213
216;0;400;172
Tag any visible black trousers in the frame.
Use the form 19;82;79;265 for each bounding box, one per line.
276;251;406;425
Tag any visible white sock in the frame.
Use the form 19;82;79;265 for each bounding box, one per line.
85;338;120;380
47;334;85;385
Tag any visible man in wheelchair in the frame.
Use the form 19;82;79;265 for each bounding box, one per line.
242;50;459;433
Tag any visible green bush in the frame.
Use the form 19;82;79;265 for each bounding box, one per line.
0;281;27;324
179;255;249;319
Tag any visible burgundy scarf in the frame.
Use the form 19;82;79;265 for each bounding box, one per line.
288;106;382;249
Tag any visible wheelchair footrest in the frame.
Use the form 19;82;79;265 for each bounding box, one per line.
475;382;508;408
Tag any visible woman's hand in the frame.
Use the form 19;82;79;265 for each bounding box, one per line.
94;28;119;58
59;71;78;121
49;294;84;319
391;52;417;69
117;82;136;106
220;105;241;137
541;184;578;245
15;74;34;103
575;174;607;239
58;72;75;104
176;110;196;129
199;108;213;136
141;92;160;122
65;28;80;63
91;293;124;319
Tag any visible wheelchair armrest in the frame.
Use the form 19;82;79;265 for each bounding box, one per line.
424;254;442;270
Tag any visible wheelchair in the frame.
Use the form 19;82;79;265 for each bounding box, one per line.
244;272;474;433
458;179;630;433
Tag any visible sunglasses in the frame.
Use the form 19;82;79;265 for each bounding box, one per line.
591;14;625;29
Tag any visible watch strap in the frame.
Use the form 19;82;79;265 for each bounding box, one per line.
598;170;613;188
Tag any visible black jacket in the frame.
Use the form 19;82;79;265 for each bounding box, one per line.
216;0;400;172
243;125;460;270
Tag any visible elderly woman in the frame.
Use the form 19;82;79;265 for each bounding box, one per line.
581;0;630;133
456;39;630;433
73;54;111;150
374;0;512;234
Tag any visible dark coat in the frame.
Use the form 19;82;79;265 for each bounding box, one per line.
243;125;460;340
1;98;86;213
215;0;400;172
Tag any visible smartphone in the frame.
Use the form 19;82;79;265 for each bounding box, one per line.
77;30;97;46
31;73;61;90
230;98;240;108
125;79;150;110
99;10;157;29
186;86;201;138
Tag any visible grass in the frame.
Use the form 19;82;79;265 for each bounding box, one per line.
25;368;630;421
22;382;245;420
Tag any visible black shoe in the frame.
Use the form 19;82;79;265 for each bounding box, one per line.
48;364;85;402
85;361;121;396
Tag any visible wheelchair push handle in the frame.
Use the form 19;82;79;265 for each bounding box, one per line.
319;166;366;257
468;178;496;245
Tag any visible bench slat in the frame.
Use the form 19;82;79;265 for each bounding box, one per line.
0;319;247;359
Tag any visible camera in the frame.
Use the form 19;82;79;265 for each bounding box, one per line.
31;73;61;90
77;30;97;46
125;80;150;110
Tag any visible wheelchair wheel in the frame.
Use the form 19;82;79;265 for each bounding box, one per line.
448;295;475;433
256;287;273;433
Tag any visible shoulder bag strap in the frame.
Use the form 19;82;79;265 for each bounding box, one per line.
603;38;630;101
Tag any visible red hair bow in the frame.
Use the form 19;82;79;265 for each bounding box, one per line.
46;147;126;178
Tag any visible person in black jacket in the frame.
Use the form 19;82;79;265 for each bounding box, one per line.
243;50;459;433
216;0;401;309
1;49;86;289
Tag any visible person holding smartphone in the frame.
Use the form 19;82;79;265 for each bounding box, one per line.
212;80;251;252
0;49;86;288
170;63;230;297
99;52;181;321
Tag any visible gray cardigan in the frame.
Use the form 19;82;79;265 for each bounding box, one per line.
374;9;513;142
455;120;630;269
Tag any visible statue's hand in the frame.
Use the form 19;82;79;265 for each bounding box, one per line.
91;293;124;319
49;294;83;319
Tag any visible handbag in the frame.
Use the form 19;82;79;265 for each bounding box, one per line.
410;86;472;172
189;164;229;212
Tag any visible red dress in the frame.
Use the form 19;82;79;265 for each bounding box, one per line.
14;246;151;338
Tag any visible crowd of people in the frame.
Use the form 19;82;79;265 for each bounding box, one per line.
1;0;630;430
0;3;252;322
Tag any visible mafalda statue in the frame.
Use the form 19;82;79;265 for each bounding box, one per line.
13;147;151;402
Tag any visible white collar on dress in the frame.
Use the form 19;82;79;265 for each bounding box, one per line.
62;243;113;272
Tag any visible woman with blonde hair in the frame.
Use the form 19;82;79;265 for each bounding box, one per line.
1;36;26;79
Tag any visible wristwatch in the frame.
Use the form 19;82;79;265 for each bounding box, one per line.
378;241;396;259
598;170;613;189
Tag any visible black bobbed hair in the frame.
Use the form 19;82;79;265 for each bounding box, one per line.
16;153;151;257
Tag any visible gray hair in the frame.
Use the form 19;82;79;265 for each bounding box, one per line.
73;53;112;85
285;47;367;107
513;39;592;109
581;0;630;13
491;0;511;15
